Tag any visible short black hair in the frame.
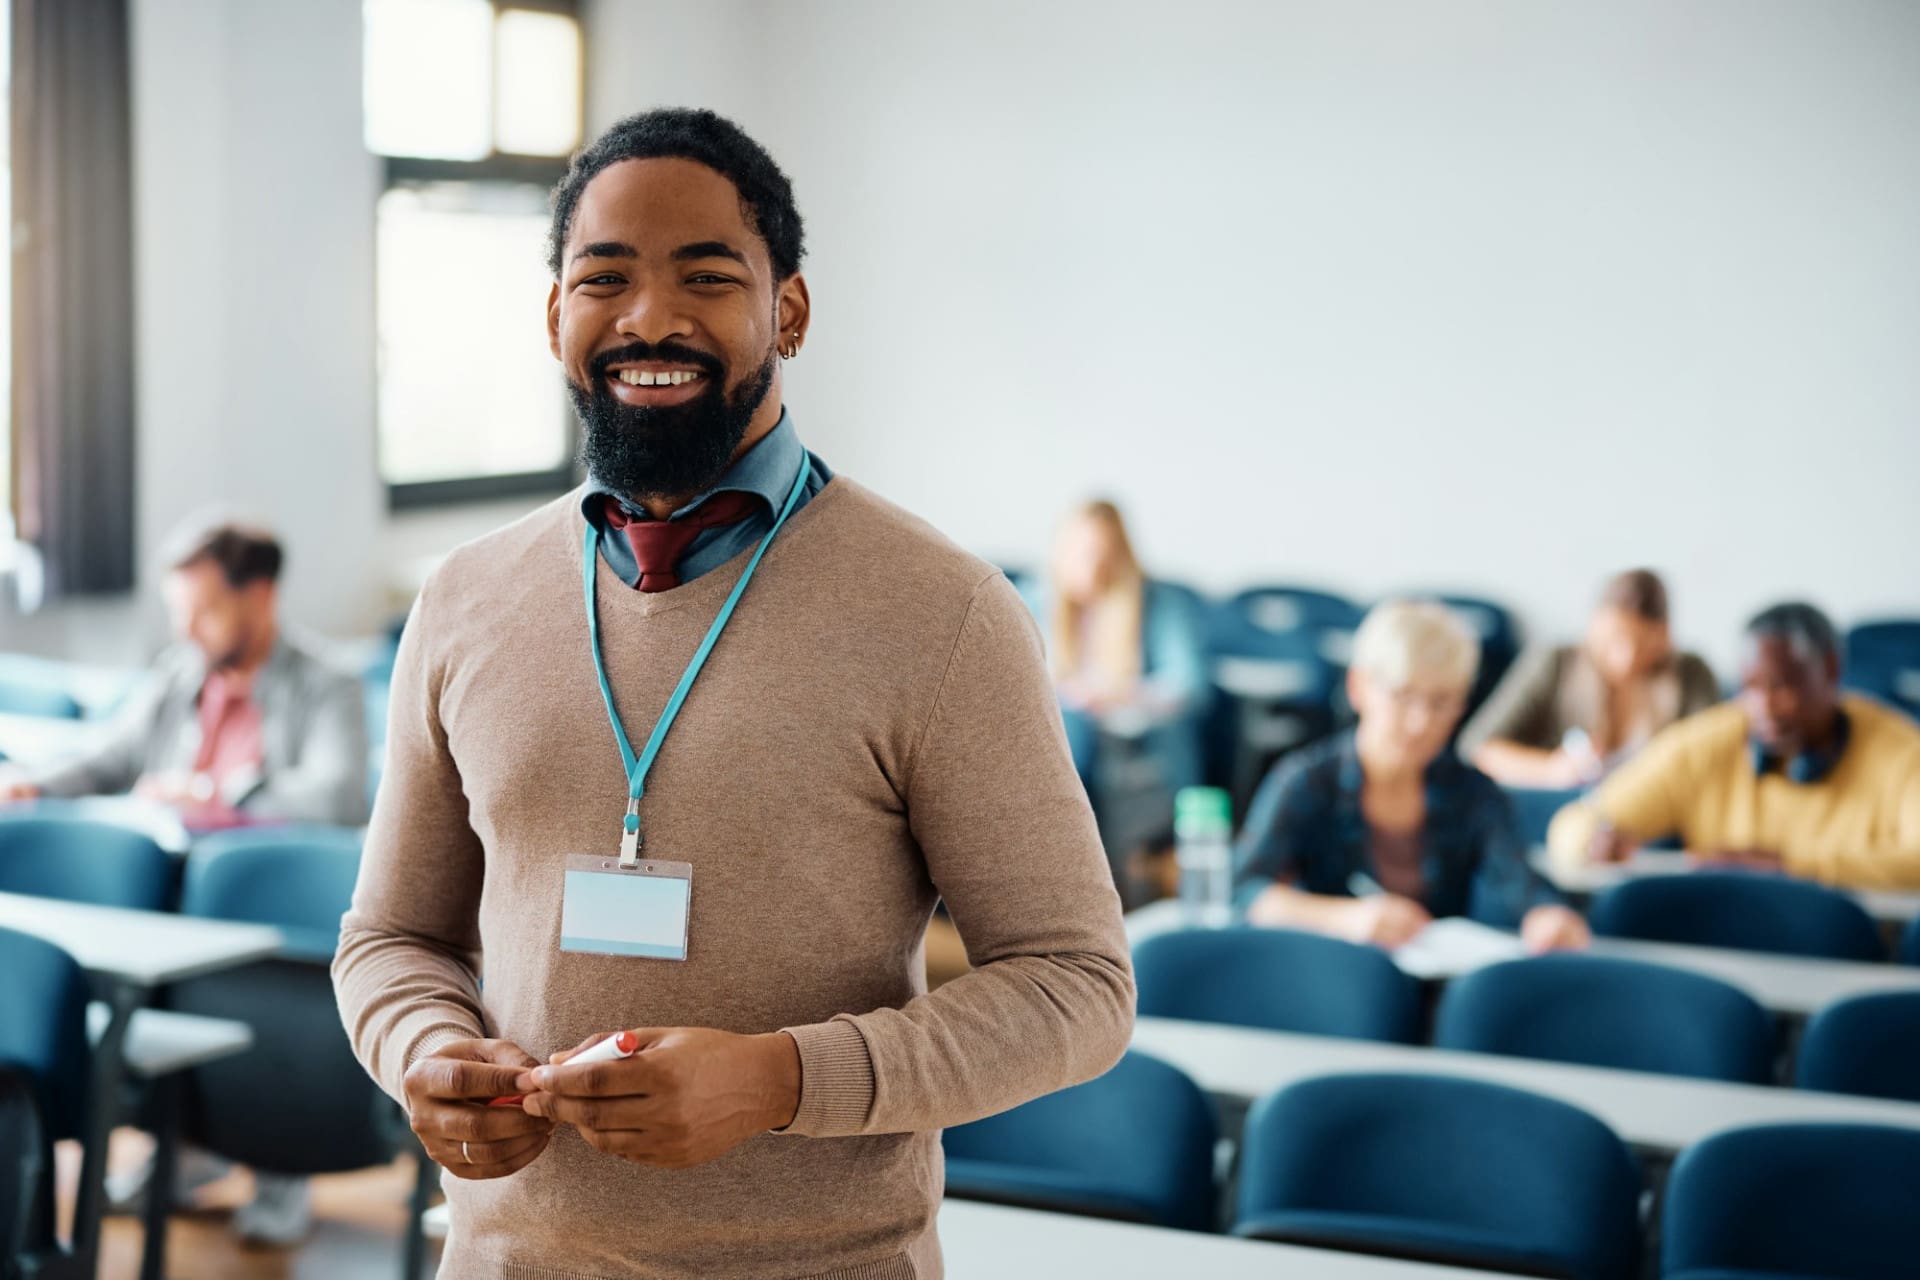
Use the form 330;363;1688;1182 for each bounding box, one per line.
1745;601;1839;668
165;521;283;589
546;108;805;281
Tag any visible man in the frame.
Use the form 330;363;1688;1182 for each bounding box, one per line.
1549;602;1920;889
332;109;1132;1278
0;519;368;832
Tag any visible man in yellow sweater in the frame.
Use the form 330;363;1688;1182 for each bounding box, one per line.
1549;603;1920;890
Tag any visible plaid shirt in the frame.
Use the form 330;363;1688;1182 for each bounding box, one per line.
1233;728;1560;927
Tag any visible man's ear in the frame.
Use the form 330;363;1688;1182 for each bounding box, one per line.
774;273;811;351
547;281;563;361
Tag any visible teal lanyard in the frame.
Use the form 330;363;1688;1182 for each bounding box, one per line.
582;456;810;865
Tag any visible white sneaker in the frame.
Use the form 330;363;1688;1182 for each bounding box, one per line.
233;1173;312;1248
105;1146;232;1215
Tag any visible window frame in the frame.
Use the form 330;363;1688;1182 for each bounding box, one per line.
371;0;583;512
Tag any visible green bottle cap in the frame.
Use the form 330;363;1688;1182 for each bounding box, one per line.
1174;786;1232;837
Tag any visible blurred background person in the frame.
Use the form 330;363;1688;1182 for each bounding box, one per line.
1;519;368;834
1024;500;1209;800
1549;602;1920;889
1236;599;1589;952
1462;569;1719;790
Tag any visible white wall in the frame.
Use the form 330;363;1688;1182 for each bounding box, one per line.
591;0;1920;671
6;0;1917;677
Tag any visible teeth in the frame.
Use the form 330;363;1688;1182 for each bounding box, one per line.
615;369;701;387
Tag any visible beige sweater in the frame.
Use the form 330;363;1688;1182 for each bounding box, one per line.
332;477;1134;1279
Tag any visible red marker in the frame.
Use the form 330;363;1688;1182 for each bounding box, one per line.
490;1029;640;1107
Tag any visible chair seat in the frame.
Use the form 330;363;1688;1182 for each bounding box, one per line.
1233;1209;1577;1279
942;1159;1173;1227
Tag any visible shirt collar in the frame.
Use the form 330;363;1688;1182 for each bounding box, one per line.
582;408;801;525
1751;707;1852;784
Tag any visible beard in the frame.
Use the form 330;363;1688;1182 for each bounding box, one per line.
571;339;777;501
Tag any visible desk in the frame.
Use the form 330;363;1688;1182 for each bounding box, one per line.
941;1199;1503;1278
1126;901;1920;1016
0;892;282;1278
1130;1016;1920;1155
1531;848;1920;927
0;794;193;855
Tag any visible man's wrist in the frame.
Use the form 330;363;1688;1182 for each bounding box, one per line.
758;1030;802;1131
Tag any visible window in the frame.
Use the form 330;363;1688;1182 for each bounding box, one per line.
364;0;584;509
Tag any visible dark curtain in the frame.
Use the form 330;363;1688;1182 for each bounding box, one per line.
10;0;135;599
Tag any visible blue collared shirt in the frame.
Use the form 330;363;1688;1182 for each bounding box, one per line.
1232;728;1560;927
581;410;833;588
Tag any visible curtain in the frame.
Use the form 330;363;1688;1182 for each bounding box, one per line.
10;0;135;600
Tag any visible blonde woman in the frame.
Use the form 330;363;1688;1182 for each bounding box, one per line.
1234;600;1589;952
1022;501;1208;790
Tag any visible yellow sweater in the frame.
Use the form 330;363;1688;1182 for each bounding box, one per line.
1548;696;1920;890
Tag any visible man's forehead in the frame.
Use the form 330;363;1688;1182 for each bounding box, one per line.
569;157;760;258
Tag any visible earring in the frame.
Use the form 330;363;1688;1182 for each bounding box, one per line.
781;332;801;360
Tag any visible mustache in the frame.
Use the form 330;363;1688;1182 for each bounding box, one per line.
588;340;726;382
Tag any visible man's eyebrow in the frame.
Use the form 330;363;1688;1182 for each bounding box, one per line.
571;240;638;263
671;240;749;267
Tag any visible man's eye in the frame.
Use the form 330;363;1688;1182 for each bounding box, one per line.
688;274;735;286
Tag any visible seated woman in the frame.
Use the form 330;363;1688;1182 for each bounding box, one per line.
1234;599;1589;951
1022;500;1208;795
1461;569;1719;790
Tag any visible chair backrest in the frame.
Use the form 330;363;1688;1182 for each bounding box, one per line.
0;656;84;721
0;928;91;1143
1437;595;1521;718
1133;926;1423;1042
1896;915;1920;967
1236;1073;1641;1280
1662;1123;1920;1280
171;827;393;1174
1843;620;1920;720
1212;587;1363;663
0;1067;53;1277
1797;991;1920;1103
941;1051;1217;1231
1589;872;1883;961
0;816;175;910
1434;954;1775;1083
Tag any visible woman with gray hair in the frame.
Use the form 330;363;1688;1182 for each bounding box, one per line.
1234;600;1590;951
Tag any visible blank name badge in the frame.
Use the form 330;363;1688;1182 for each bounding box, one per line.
559;854;692;961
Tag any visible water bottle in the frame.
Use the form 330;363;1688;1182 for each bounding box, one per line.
1174;786;1233;927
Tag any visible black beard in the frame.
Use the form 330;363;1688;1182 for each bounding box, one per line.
572;340;777;501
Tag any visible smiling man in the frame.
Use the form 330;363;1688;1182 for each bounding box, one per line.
332;109;1133;1278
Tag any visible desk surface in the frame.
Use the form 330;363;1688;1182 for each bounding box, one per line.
1126;900;1920;1016
1131;1016;1920;1155
940;1200;1503;1278
0;892;283;987
0;710;106;768
1531;849;1920;925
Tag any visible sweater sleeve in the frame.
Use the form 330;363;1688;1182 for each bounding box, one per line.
1545;717;1696;873
1458;645;1567;761
780;573;1135;1138
332;575;489;1104
1787;743;1920;889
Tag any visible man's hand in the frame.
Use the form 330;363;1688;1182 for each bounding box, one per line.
403;1039;556;1180
0;769;38;804
517;1028;801;1170
1586;823;1642;865
1520;904;1592;953
1342;895;1433;949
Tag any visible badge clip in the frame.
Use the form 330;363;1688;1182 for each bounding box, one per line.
619;797;642;868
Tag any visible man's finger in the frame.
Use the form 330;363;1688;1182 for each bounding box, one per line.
418;1056;531;1100
415;1098;557;1144
523;1093;653;1131
520;1054;665;1099
550;1032;614;1066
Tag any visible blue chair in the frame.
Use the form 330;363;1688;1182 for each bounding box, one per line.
1844;619;1920;723
1440;595;1522;720
0;816;174;910
1797;992;1920;1103
0;928;91;1147
167;828;435;1278
1661;1123;1920;1280
1435;954;1775;1083
0;656;83;720
1133;927;1423;1042
1589;872;1883;961
1898;916;1920;966
1206;587;1357;807
0;1067;54;1279
942;1051;1217;1231
1504;786;1584;847
1235;1073;1641;1280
